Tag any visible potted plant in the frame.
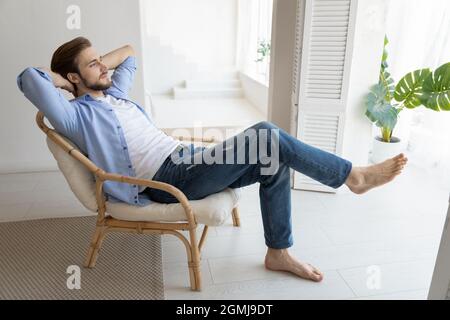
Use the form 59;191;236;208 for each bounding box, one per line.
365;36;450;163
255;39;271;76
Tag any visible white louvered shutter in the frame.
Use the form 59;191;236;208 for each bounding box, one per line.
292;0;357;192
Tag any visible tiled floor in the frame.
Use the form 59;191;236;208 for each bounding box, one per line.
0;163;448;300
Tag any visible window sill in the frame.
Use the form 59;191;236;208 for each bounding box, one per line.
239;71;270;88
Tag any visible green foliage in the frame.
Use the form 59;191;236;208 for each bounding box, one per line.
394;68;431;109
365;83;399;131
255;40;271;63
365;36;450;142
418;62;450;111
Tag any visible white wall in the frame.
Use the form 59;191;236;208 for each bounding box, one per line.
341;0;388;166
239;73;269;116
0;0;145;173
141;0;237;94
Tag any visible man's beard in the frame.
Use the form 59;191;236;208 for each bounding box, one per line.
82;76;112;91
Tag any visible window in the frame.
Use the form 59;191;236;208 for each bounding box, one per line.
236;0;273;85
384;0;450;189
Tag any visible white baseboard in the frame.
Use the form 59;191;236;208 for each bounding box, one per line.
0;162;58;174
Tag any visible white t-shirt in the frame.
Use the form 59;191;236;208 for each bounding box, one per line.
97;94;181;192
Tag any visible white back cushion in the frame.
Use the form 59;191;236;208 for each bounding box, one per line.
46;137;98;212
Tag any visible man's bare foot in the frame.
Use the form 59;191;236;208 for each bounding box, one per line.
345;153;408;195
264;248;324;282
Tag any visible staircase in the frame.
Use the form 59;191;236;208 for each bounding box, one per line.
143;36;199;95
173;70;245;100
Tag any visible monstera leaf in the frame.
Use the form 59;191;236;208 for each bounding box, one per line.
420;62;450;111
379;36;395;101
380;69;396;101
381;36;389;72
394;68;431;109
365;83;399;130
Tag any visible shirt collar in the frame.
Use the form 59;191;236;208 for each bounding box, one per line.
73;91;108;102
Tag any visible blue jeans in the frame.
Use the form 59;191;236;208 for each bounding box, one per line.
144;121;352;249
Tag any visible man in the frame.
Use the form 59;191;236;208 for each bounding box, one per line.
17;37;408;282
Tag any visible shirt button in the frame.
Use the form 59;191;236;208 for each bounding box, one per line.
109;109;113;111
123;146;127;150
134;196;138;199
134;200;138;204
133;185;137;188
128;165;132;168
117;126;121;129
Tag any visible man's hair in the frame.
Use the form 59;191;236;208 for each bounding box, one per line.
50;37;92;79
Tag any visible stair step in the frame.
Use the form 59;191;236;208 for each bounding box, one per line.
193;70;240;81
173;87;245;99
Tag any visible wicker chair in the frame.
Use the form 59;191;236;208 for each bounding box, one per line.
36;111;241;291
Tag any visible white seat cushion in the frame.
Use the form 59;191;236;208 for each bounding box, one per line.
46;136;241;226
106;187;241;226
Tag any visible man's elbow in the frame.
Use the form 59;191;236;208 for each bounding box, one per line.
17;67;51;92
17;67;35;92
125;44;135;57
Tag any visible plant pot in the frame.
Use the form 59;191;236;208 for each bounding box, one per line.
370;136;404;164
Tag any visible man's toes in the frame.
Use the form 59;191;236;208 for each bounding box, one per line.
394;159;405;167
400;156;407;163
307;264;324;281
309;272;323;282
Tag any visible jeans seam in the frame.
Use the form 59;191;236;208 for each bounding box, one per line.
265;202;274;249
286;146;343;182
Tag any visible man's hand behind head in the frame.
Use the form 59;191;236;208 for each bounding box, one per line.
38;67;76;95
59;77;76;95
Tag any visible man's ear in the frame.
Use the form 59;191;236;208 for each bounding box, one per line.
67;72;80;86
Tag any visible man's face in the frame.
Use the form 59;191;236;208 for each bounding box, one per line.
75;46;112;91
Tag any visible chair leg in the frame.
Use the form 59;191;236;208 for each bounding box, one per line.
188;260;202;291
188;228;202;291
232;207;241;227
84;226;106;268
170;229;202;291
198;225;209;252
89;227;107;268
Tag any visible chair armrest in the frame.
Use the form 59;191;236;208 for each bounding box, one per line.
160;129;222;145
97;171;197;227
171;135;220;144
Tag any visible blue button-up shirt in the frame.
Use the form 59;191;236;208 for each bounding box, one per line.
17;56;159;206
